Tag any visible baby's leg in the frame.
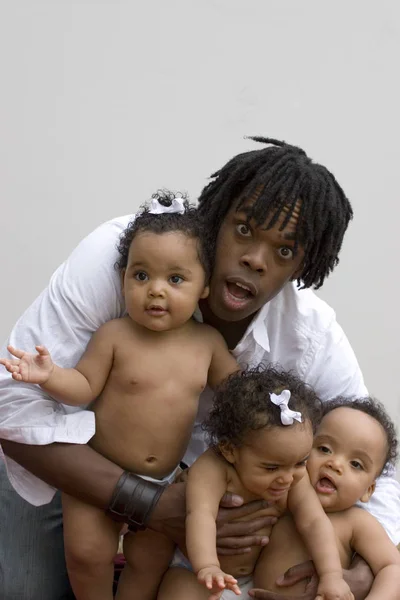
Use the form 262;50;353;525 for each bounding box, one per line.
62;492;121;600
116;528;175;600
158;567;210;600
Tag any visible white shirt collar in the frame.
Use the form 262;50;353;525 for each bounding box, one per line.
194;302;271;353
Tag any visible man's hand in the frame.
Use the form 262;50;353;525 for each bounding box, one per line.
148;483;276;555
249;555;373;600
216;495;277;555
249;561;317;600
147;481;187;545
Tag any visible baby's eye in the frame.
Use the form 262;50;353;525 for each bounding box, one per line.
318;445;330;454
350;460;363;470
169;275;184;285
277;246;294;260
236;223;252;237
264;466;278;472
134;271;148;282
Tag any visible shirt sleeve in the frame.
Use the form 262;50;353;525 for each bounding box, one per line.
303;317;368;400
0;215;131;504
304;318;400;545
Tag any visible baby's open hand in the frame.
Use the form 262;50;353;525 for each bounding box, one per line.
316;573;354;600
0;344;54;384
197;565;241;600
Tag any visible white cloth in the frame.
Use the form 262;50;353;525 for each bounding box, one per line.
139;464;181;485
0;214;399;544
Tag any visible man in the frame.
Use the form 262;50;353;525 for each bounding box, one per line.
1;137;398;599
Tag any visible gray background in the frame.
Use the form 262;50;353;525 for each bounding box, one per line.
1;1;399;436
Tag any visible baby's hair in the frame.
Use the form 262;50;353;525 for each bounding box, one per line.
197;136;352;290
115;190;213;281
204;364;322;448
322;397;398;475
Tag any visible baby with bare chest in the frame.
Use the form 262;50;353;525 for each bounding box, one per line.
0;192;239;600
252;398;400;599
158;366;354;600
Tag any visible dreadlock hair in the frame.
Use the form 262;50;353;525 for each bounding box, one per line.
322;397;398;475
197;136;353;289
115;190;213;282
203;364;322;449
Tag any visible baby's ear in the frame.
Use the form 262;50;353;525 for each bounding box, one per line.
219;441;236;465
120;269;126;293
360;481;376;503
200;285;210;299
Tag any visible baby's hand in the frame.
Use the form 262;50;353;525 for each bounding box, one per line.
316;573;354;600
0;345;54;384
197;565;241;600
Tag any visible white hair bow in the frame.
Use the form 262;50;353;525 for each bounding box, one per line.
149;196;186;215
269;390;302;426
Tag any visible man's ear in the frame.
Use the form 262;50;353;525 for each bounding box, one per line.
360;481;376;503
200;285;210;299
290;261;305;282
219;442;237;465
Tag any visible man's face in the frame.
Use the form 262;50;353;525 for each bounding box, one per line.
207;201;305;322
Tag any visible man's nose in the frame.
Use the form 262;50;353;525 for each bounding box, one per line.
240;245;267;274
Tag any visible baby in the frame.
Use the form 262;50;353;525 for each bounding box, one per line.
0;192;239;600
158;366;353;600
252;397;400;599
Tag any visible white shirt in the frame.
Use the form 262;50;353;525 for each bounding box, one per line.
0;215;399;543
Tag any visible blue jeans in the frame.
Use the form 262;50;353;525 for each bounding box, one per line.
0;460;74;599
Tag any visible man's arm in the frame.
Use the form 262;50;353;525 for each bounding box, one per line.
0;216;129;504
0;439;122;507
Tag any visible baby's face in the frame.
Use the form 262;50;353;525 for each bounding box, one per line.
121;231;209;332
223;421;313;502
307;407;388;512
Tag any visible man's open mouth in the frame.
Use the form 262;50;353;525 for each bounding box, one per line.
222;277;257;310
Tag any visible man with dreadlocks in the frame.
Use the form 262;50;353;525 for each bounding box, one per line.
0;137;398;600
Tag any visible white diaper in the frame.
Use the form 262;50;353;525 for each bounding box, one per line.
137;463;181;485
170;548;253;599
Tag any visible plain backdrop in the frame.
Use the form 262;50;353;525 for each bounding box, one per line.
1;2;399;441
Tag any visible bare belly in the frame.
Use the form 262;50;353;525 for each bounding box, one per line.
220;505;282;578
89;387;199;477
253;514;351;595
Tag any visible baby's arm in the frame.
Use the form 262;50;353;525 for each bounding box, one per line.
186;450;241;599
0;322;115;406
205;327;240;389
288;473;353;600
347;507;400;599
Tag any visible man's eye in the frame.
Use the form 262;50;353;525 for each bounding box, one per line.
134;271;148;282
264;466;278;472
351;460;363;470
169;275;184;284
277;247;294;260
236;223;252;237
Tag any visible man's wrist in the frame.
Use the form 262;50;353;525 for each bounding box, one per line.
106;471;165;531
